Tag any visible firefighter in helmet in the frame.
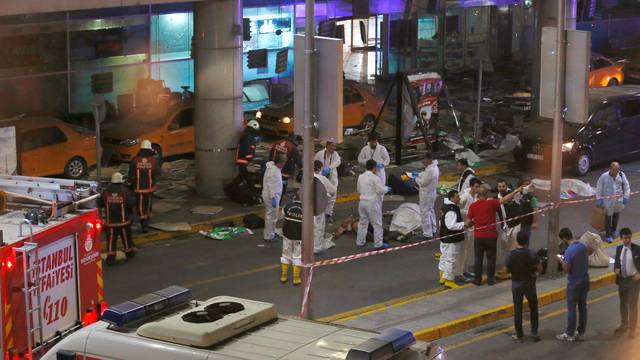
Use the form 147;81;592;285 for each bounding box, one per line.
101;172;136;265
128;140;160;233
236;120;260;181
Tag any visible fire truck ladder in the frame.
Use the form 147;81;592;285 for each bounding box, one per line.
15;225;45;358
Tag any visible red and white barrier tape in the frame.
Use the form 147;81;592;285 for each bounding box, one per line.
298;190;639;315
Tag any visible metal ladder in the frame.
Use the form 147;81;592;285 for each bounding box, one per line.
16;237;44;358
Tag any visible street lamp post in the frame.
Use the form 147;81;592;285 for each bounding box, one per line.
546;0;566;276
300;0;316;319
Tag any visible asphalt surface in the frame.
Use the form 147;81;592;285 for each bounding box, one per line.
104;159;640;319
442;285;640;360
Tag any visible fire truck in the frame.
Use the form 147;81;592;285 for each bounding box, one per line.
43;286;447;360
0;175;106;360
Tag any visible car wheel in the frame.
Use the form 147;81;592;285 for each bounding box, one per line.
152;144;163;166
65;157;87;179
575;151;591;176
607;78;619;87
360;115;376;130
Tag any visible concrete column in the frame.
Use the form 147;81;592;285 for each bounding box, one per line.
194;0;243;197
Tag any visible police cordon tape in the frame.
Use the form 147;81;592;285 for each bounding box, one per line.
298;190;639;316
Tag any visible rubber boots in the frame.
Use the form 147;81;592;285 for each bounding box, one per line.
444;280;460;289
439;271;445;285
293;266;302;285
280;264;289;283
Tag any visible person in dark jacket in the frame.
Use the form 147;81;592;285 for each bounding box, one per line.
438;190;468;289
270;134;302;195
505;232;542;343
128;140;160;233
456;158;476;193
281;194;303;285
614;228;640;338
236;120;261;181
101;172;136;266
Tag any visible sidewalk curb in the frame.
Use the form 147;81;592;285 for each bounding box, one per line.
412;272;616;342
113;161;514;250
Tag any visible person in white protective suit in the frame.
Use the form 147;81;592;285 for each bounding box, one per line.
262;155;286;242
358;132;390;186
356;159;391;249
313;160;338;254
438;190;468;289
596;162;631;243
314;141;341;222
416;154;440;240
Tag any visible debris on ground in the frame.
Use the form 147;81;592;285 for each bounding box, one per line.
478;133;522;162
150;222;192;232
334;215;359;238
191;205;224;215
199;226;253;240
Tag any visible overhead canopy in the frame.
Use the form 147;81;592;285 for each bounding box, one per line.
0;0;200;17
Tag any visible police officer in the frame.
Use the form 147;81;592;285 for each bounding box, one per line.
281;194;303;285
236;120;261;181
128;139;160;233
438;190;466;289
102;172;135;266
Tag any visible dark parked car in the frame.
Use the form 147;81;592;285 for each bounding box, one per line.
523;85;640;176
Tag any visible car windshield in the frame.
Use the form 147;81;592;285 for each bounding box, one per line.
243;83;269;103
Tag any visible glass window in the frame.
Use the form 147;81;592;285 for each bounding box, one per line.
590;104;619;128
170;108;193;130
593;58;611;70
22;126;67;150
621;100;640;118
344;88;364;105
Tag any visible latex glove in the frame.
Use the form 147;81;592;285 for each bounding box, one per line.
411;171;420;178
623;198;629;206
386;186;392;194
596;199;604;208
321;167;331;177
271;197;278;208
376;163;384;170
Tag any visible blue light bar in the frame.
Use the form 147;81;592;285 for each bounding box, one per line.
102;286;192;327
375;328;415;353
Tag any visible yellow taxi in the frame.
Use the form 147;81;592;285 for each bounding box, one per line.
103;105;194;161
255;83;384;136
0;115;97;179
590;53;624;88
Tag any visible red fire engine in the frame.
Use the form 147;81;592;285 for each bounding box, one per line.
0;175;106;359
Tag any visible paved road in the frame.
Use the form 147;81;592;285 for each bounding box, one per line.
104;159;640;319
442;285;640;360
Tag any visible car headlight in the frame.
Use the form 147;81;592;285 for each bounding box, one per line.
120;138;139;147
281;116;291;124
255;111;262;119
562;141;574;152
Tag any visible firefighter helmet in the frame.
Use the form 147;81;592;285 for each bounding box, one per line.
111;172;124;184
247;120;260;131
141;140;152;150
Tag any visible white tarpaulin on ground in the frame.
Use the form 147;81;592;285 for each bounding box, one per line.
389;203;422;235
531;178;596;197
579;231;611;268
478;134;522;162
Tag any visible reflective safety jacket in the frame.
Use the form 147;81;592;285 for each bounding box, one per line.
236;129;259;164
269;139;302;178
102;183;133;227
128;149;160;193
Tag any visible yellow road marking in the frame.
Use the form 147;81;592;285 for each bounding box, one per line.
183;264;280;288
445;290;618;351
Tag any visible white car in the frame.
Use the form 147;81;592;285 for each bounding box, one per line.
44;286;447;360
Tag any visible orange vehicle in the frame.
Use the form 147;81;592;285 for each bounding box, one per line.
590;53;624;88
0;115;97;179
102;105;194;161
255;83;384;135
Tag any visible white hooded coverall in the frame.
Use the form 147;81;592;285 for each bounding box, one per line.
358;144;390;185
314;148;341;216
356;170;388;248
416;160;439;238
314;173;338;253
262;161;283;240
438;198;465;281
